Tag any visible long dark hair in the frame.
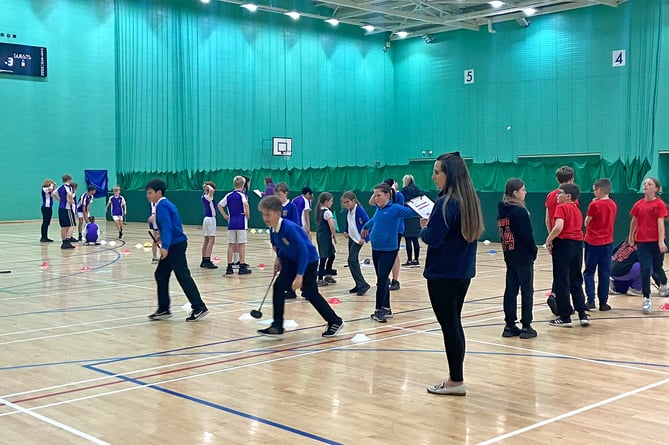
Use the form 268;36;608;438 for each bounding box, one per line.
316;192;334;224
436;152;484;242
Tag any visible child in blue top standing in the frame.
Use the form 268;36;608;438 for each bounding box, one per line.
146;178;209;322
274;182;300;225
361;183;417;322
316;192;337;286
257;196;344;338
342;191;371;295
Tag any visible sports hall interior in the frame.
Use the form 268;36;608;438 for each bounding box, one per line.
1;0;668;444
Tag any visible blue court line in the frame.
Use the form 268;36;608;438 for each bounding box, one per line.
84;364;343;445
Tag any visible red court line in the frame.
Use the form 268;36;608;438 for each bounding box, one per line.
7;307;507;406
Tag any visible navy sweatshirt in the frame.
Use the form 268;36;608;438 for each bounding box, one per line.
421;196;477;280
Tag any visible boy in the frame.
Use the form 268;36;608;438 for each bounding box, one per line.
545;183;589;328
51;174;76;249
200;181;218;269
106;186;127;239
77;185;96;242
583;179;617;311
218;176;252;275
274;182;300;225
293;187;313;235
146;178;209;322
257;195;344;338
83;216;101;245
545;166;577;315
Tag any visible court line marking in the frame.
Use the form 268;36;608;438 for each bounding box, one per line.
476;377;669;445
0;396;110;445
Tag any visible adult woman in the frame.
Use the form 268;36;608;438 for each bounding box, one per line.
420;152;484;396
400;174;423;266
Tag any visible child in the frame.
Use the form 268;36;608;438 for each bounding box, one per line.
218;176;251;275
545;183;589;327
200;181;218;269
149;200;160;263
106;186;127;239
274;182;300;225
257;195;344;338
628;177;669;313
262;176;275;197
361;183;417;322
52;174;76;249
583;178;617;311
316;192;337;286
341;191;371;295
293;187;313;235
40;178;57;242
83;216;101;245
545;166;577;315
69;183;79;243
145;178;209;322
77;185;96;242
497;178;538;339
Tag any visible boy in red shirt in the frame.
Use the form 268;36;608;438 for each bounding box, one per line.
583;179;617;311
545;183;589;327
545;166;577;315
629;177;669;313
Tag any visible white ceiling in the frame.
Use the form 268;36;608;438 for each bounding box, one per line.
218;0;627;40
315;0;626;39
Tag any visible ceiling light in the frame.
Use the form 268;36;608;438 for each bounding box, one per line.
200;0;210;3
488;1;504;8
325;18;339;26
395;31;408;39
240;3;258;12
285;11;300;20
522;7;537;16
361;25;375;33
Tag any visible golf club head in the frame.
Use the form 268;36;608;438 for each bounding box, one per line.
250;309;263;319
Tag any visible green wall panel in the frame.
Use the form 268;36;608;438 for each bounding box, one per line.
0;0;116;220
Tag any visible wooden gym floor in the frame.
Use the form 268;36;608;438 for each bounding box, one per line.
0;221;667;444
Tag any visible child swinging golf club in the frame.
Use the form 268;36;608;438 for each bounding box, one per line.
257;196;344;338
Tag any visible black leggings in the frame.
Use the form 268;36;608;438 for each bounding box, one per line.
405;237;420;261
41;207;52;239
318;256;335;279
427;278;470;382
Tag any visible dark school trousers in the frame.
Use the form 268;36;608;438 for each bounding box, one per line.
551;238;586;320
583;242;613;305
348;239;369;290
155;241;206;312
372;249;397;310
637;241;668;298
272;259;340;330
503;262;534;328
427;278;470;383
41;206;52;239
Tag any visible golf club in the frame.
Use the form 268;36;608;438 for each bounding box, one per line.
250;271;277;319
148;230;161;247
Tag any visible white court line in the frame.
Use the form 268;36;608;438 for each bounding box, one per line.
0;312;443;399
0;320;438;416
476;377;669;445
0;396;110;444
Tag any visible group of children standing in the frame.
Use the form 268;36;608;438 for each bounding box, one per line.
498;166;669;339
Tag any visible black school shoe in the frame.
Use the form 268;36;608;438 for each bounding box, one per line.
258;326;284;338
148;310;172;321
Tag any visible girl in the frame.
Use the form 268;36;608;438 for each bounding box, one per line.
316;192;337;286
497;178;538;339
341;191;371;295
628;177;669;313
200;181;218;269
420;152;484;396
361;183;417;322
40;178;56;242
